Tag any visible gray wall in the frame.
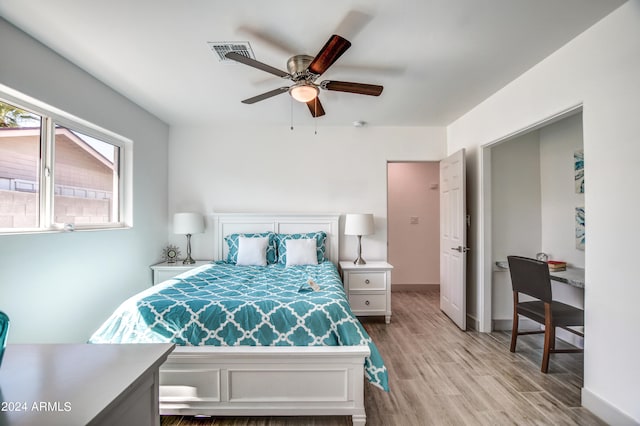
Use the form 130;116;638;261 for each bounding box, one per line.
0;18;170;343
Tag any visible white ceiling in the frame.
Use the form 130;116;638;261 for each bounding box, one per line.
0;0;625;127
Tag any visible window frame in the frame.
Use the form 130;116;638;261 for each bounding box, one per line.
0;84;132;234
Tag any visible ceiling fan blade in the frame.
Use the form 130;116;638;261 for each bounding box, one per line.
307;35;351;76
321;80;383;96
241;87;289;104
225;52;291;78
334;10;373;41
306;97;326;118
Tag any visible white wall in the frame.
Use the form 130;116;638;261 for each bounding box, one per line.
167;125;446;263
0;19;170;343
490;131;541;323
491;132;542;262
539;113;585;267
540;114;586;348
447;2;640;423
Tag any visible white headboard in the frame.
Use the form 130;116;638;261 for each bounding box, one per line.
212;213;340;264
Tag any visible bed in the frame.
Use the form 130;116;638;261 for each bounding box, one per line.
89;213;387;425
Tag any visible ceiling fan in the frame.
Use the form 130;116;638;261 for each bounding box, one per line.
225;34;383;118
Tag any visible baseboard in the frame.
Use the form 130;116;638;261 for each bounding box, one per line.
581;388;639;425
466;314;478;331
391;284;439;292
491;320;584;348
492;318;540;331
556;327;584;349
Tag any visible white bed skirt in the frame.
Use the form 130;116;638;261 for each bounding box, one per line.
159;345;370;425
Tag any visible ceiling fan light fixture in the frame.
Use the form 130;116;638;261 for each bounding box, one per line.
289;83;319;103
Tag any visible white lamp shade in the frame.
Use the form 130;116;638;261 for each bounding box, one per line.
344;213;374;236
173;212;204;234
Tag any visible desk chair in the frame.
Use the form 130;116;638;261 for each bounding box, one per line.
507;256;584;373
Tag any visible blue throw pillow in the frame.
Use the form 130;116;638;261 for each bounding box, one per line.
276;232;327;264
225;232;277;264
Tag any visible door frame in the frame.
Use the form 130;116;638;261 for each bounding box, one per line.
478;103;582;332
386;160;440;291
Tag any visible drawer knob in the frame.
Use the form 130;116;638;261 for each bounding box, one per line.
365;300;370;306
365;279;370;284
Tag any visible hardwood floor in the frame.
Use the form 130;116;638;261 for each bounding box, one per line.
161;290;603;426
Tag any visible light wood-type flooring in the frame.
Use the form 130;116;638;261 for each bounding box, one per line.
161;290;603;426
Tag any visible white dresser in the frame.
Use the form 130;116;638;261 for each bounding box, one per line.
340;261;393;324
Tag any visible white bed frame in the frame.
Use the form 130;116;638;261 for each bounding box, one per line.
158;213;369;425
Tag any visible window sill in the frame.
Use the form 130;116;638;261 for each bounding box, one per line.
0;224;132;236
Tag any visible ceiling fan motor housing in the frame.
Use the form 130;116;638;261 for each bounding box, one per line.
287;55;316;81
225;33;382;118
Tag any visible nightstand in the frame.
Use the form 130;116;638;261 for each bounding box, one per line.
339;261;393;324
150;260;211;285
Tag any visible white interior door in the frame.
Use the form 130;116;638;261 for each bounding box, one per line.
440;149;467;330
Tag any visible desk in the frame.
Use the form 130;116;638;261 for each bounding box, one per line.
495;261;585;289
550;266;585;289
0;343;174;426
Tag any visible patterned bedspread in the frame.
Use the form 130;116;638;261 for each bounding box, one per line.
89;261;388;391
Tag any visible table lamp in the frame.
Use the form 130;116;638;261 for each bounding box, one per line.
173;212;205;264
344;213;374;265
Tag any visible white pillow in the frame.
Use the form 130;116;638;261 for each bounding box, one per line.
236;236;268;266
285;238;318;266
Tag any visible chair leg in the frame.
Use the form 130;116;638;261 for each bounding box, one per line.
541;326;553;373
541;303;553;373
510;305;519;353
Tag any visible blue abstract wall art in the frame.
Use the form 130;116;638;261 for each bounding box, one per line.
575;149;584;194
576;207;585;250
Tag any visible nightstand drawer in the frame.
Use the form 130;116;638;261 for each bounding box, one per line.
348;293;386;312
154;269;187;284
150;260;211;285
348;272;386;290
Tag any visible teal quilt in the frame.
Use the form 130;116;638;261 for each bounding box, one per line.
89;261;388;391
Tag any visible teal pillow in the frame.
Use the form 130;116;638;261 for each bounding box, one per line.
225;232;277;264
276;232;327;264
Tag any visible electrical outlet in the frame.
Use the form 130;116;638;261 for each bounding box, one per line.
410;216;419;224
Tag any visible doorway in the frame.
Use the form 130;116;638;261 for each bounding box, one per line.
387;162;440;291
479;105;584;335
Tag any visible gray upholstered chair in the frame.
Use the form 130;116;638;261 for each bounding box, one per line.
507;256;584;373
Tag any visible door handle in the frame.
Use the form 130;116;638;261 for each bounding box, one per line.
451;246;470;253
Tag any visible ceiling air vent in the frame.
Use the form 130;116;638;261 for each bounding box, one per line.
208;41;255;62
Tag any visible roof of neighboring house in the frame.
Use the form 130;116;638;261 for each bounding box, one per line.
0;126;114;169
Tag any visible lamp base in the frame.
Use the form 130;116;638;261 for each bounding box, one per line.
183;233;195;265
352;235;366;265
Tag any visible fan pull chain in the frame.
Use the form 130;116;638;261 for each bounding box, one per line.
290;97;294;131
314;98;318;135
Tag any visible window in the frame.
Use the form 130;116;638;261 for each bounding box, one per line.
0;89;130;233
0;102;41;228
53;125;120;226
